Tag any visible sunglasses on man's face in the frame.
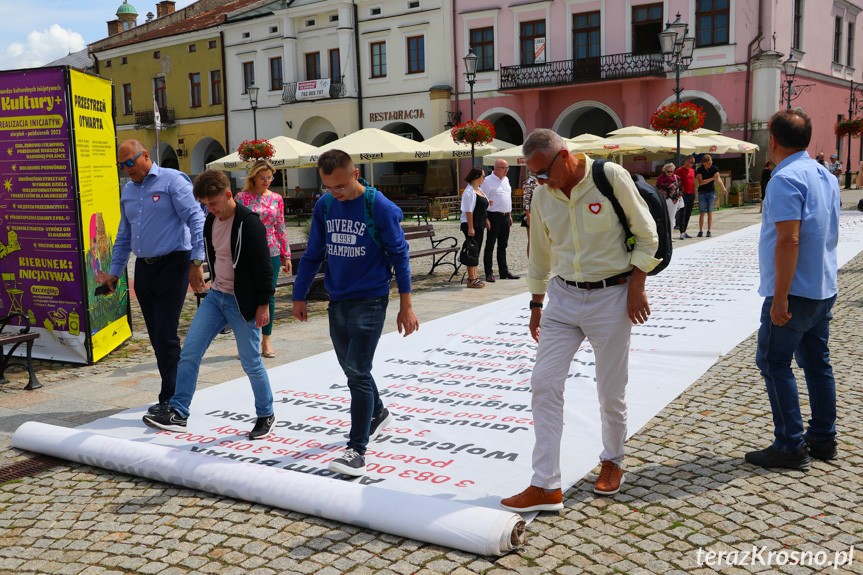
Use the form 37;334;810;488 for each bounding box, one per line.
118;151;144;168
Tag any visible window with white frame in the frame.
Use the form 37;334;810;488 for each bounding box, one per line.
847;21;855;67
370;6;382;16
470;27;495;72
574;11;601;60
270;57;283;90
210;70;222;105
792;0;803;50
407;0;420;9
696;0;730;47
834;16;843;63
122;83;133;115
632;4;662;54
305;52;321;80
189;73;201;108
370;41;387;77
407;36;424;74
242;61;255;93
520;20;546;65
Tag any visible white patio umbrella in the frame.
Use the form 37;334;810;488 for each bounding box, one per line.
567;133;602;143
422;130;513;159
482;140;588;166
299;128;442;184
688;129;760;180
206;136;318;171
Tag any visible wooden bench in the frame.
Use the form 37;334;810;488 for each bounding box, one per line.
403;223;461;280
0;313;41;390
393;197;430;223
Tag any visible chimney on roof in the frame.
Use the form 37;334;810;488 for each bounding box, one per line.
107;19;123;36
156;1;175;18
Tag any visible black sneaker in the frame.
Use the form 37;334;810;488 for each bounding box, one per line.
745;445;810;470
249;414;276;440
697;231;703;237
706;231;712;237
369;408;394;439
329;448;366;476
142;408;187;432
147;402;169;415
805;438;838;461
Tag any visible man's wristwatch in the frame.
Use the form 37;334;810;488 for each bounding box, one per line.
192;258;203;267
529;301;543;309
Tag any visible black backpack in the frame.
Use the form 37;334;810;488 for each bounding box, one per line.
591;159;672;276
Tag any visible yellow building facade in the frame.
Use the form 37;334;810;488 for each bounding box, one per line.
89;2;233;176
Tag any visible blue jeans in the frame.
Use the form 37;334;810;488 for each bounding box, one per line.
755;294;837;452
329;296;388;455
698;191;716;213
170;289;274;420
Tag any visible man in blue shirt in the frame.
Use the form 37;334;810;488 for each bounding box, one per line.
746;110;841;470
101;140;205;415
292;149;419;477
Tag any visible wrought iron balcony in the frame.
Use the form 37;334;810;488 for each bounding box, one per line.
282;76;347;104
499;52;666;90
134;107;176;128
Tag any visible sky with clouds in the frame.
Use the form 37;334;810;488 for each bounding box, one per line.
0;0;195;71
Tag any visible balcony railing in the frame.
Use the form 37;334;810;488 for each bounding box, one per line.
500;52;665;90
282;76;347;104
134;107;176;128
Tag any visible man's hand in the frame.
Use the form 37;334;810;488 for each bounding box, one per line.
627;268;650;324
529;308;541;342
282;259;292;274
99;272;120;294
255;304;269;328
397;293;419;336
770;296;792;326
468;228;475;237
292;300;307;322
189;264;205;293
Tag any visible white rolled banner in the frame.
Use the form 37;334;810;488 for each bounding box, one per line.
12;422;525;556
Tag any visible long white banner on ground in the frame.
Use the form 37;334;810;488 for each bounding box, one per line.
13;214;863;555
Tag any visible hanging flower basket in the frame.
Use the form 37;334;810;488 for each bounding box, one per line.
237;139;276;162
834;117;863;138
650;102;706;135
450;120;496;146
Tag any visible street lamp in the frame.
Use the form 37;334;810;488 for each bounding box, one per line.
248;84;260;140
844;79;863;189
463;48;479;164
659;12;696;169
782;51;798;110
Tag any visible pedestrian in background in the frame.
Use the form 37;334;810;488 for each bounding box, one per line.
460;167;491;288
482;159;520;282
101;140;205;416
656;162;681;236
745;109;840;470
236;160;291;358
521;171;537;256
695;154;728;237
674;155;696;240
759;160;774;214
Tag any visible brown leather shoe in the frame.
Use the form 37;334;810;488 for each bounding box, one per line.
594;461;624;495
500;485;563;512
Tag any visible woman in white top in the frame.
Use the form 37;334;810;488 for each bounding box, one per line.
460;167;491;288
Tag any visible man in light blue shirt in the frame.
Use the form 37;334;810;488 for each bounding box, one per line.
746;110;841;470
101;140;205;415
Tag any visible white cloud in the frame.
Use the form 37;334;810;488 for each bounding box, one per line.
0;24;85;70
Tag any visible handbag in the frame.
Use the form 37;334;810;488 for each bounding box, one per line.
459;236;479;267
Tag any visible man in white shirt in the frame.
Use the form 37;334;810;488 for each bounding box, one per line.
499;129;659;513
480;159;520;281
829;154;843;177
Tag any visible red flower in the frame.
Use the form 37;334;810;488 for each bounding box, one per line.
835;118;863;138
237;139;276;162
650;102;706;135
450;120;496;146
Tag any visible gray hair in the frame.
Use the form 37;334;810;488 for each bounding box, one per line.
662;162;675;172
523;129;567;161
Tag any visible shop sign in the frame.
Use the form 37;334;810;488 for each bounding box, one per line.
369;109;426;123
296;79;331;101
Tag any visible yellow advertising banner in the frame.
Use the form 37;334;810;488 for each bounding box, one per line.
69;69;131;362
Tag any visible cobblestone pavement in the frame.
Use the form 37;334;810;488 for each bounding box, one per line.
1;202;862;574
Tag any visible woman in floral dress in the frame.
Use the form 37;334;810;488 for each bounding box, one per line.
236;160;290;358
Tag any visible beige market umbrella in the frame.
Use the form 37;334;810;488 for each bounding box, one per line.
299;128;442;184
608;126;662;136
206;136;318;171
423;130;513;159
567;133;602;143
482;140;587;166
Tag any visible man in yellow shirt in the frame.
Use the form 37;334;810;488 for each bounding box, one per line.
501;129;660;512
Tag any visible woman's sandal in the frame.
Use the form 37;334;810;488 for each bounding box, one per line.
466;278;485;288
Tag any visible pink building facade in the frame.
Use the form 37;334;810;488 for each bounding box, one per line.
453;0;862;177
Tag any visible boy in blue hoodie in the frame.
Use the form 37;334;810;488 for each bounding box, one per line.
143;170;276;440
292;149;419;476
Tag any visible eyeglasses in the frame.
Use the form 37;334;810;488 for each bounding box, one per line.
534;150;562;181
321;173;356;194
118;151;144;168
257;175;274;182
